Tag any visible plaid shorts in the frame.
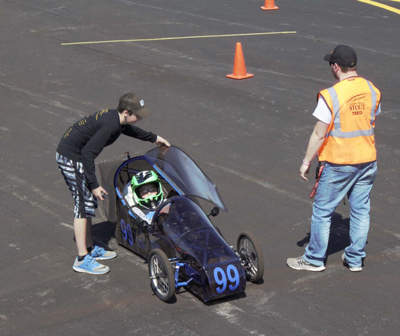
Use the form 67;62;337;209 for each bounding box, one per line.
56;152;97;218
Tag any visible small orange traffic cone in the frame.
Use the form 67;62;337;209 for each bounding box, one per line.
226;43;254;80
261;0;279;10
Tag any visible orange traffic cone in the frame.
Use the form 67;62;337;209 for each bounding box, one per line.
261;0;279;10
226;43;254;80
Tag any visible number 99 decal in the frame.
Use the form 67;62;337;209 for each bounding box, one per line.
120;219;134;246
214;265;240;293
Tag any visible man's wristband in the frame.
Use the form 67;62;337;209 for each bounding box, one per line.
302;160;311;166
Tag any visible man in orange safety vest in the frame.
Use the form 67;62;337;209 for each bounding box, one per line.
287;45;381;272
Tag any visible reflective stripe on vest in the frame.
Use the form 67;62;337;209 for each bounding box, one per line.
325;80;376;138
318;77;381;164
366;80;377;126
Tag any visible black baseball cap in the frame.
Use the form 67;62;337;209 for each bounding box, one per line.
118;93;151;118
324;45;357;67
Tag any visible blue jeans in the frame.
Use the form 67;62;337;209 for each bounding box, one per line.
303;161;377;267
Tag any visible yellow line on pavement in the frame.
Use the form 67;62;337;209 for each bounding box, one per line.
61;31;297;46
358;0;400;14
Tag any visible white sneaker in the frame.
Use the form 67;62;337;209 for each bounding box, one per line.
287;256;326;272
341;253;362;272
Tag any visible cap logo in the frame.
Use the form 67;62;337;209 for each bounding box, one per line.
140;99;145;107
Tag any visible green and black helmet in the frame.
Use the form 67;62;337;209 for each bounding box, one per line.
131;170;164;210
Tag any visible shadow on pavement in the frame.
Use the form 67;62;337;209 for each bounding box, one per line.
296;212;356;260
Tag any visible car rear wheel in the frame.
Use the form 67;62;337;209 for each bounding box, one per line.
237;231;264;282
148;249;176;302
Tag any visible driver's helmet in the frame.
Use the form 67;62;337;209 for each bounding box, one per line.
131;170;164;210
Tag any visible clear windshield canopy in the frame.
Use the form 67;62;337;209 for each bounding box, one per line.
144;146;226;211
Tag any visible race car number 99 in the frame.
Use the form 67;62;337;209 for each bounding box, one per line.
214;265;240;293
120;219;134;246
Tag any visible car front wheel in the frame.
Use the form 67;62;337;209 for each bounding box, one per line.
237;231;264;282
148;249;176;302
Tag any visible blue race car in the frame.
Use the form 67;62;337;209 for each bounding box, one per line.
97;146;264;302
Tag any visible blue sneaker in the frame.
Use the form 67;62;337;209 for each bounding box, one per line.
73;255;110;274
90;245;117;260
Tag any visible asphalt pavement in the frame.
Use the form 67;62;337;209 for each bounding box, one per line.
1;0;400;335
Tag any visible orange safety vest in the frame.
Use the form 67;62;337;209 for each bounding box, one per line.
317;77;381;164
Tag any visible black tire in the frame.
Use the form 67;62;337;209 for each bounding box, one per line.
148;249;176;302
237;231;264;282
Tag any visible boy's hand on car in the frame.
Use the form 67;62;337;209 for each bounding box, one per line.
156;135;170;147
